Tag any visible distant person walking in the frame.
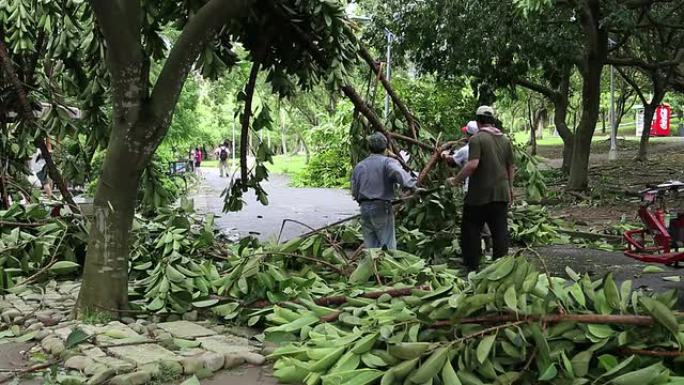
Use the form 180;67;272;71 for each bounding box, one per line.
194;146;203;177
351;132;418;250
217;142;230;177
450;106;514;271
30;149;52;198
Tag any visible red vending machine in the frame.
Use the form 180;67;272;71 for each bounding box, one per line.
651;104;671;136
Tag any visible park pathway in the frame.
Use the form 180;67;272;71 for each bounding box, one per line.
191;168;358;242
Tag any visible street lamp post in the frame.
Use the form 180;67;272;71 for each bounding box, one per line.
384;29;393;121
608;39;618;161
608;65;618;160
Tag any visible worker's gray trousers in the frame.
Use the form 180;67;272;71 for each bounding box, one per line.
359;200;396;250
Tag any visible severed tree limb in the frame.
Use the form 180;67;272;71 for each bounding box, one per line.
358;45;419;140
433;313;655;327
620;347;684;357
240;60;261;182
388;132;434;151
314;286;429;306
341;86;411;171
418;141;463;185
0;361;58;383
262;2;416;172
0;37;79;214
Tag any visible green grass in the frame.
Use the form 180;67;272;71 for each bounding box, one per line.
267;154;308;176
512;122;682;147
200;159;219;168
194;155;307;175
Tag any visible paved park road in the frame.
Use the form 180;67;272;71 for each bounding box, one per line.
192;168;358;242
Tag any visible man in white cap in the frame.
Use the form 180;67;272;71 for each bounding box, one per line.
351;132;418;250
442;120;479;189
450;106;514;271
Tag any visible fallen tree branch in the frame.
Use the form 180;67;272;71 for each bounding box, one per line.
276;218;349;264
314;286;428;306
251;251;346;275
0;38;79;214
418;141;463;185
0;220;48;228
388;132;434;151
433;313;655;327
452;320;528;344
620;347;684;357
358;45;419;140
0;360;58;383
558;229;623;242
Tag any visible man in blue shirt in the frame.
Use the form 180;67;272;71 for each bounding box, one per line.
351;132;417;249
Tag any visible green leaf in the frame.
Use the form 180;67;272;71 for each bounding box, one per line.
596;355;634;381
503;285;518;312
565;267;581;281
603;273;621;310
570;351;592;377
587;324;615;339
441;359;462;385
361;353;387;368
65;328;91;349
248;316;261;327
538;363;557;381
133;261;153;271
192;299;219;308
639;296;679;337
642;266;665;273
147;296;165;311
610;363;664;385
49;261;80;274
476;334;496;364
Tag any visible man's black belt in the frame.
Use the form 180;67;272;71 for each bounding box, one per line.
358;198;390;203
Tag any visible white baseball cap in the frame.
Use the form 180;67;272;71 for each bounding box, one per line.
461;121;479;135
476;105;496;118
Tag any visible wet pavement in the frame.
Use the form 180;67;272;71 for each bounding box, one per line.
532;245;684;308
191;169;358;242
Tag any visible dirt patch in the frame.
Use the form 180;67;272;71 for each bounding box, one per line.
0;341;42;385
201;366;278;385
531;245;684;309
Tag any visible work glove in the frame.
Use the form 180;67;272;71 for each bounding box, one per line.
447;177;461;187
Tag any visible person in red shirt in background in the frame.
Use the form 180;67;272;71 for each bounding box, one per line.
194;146;203;177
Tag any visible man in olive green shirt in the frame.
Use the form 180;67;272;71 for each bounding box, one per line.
450;106;514;271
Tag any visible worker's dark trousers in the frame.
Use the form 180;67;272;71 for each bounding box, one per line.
460;202;509;271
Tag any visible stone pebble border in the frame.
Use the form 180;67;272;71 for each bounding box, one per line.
0;280;271;385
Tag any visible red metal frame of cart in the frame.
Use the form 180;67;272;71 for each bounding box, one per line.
624;184;684;265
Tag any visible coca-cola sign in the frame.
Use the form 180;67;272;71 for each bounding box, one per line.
651;104;671;136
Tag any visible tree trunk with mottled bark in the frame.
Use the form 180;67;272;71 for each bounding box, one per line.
75;0;251;318
567;0;607;191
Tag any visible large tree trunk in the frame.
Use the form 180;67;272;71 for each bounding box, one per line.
553;95;573;174
568;65;604;190
279;107;288;155
74;130;146;316
74;0;250;318
296;131;310;163
567;0;607;191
